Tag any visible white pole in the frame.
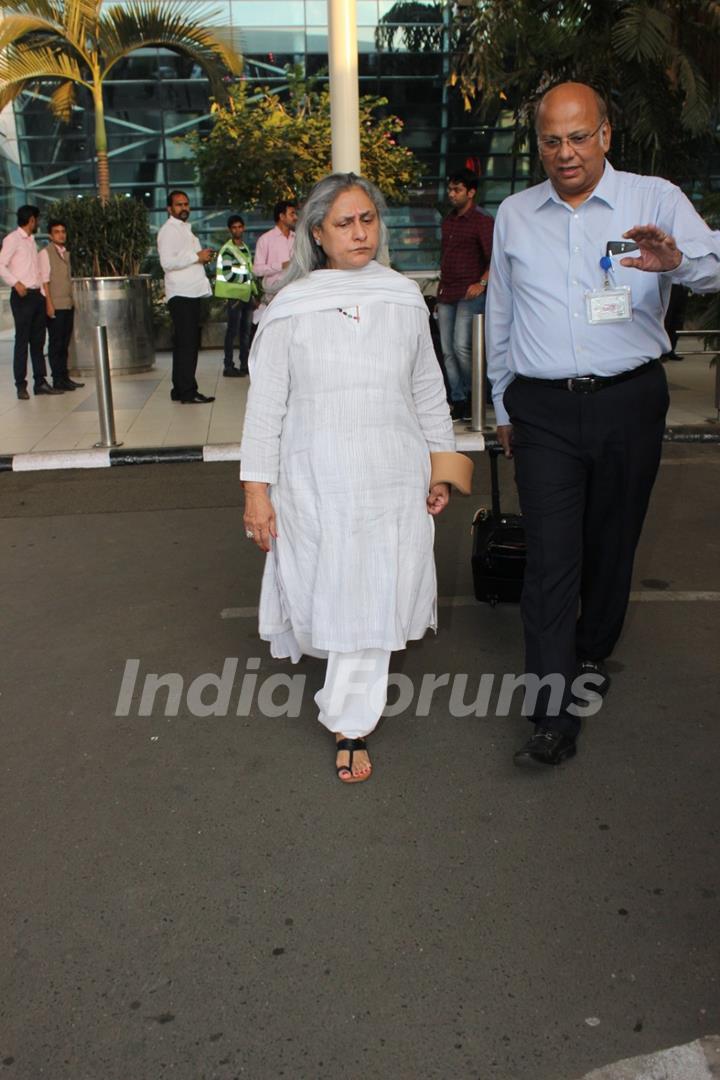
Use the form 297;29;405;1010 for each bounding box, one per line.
327;0;361;173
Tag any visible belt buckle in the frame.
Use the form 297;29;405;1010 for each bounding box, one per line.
568;376;596;394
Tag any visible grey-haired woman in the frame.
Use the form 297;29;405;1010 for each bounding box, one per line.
240;173;468;784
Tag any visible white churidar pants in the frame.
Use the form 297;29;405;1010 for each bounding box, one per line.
294;632;390;739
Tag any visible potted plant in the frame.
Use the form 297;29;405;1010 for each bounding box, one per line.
47;194;154;374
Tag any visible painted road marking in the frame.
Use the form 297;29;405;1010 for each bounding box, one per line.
221;591;720;619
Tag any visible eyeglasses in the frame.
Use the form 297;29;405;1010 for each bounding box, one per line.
538;120;606;154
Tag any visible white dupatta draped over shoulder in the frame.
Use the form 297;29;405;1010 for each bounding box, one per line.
240;258;455;657
248;260;427;377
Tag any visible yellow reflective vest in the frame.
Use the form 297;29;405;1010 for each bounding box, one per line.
214;240;258;302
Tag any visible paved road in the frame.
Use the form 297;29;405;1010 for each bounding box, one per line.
1;445;719;1080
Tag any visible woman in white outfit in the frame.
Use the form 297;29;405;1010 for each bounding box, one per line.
240;173;468;783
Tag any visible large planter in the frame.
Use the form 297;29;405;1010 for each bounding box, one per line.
70;274;155;375
201;321;227;348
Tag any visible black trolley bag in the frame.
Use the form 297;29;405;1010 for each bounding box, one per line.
471;445;526;605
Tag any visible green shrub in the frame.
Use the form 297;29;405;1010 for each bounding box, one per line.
46;195;151;277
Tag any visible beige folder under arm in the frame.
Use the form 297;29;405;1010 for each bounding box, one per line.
429;451;474;496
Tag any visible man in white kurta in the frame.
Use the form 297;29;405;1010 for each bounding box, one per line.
240;262;455;734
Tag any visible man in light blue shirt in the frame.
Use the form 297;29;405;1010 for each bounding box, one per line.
486;81;720;768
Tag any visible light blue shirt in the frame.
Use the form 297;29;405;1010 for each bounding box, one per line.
487;161;720;425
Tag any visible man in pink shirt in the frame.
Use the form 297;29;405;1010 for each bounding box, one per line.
0;205;62;399
253;200;297;297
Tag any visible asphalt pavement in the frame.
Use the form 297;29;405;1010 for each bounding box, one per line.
1;444;719;1080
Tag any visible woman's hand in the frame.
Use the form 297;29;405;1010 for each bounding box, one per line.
427;482;450;516
242;482;277;552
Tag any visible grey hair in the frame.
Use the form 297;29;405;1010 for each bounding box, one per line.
279;173;390;288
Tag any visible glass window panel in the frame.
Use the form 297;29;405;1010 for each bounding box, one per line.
357;56;381;77
105;131;164;149
38;164;96;186
109;51;164;79
166;160;199;182
378;22;442;50
305;30;328;53
240;28;306;51
403;127;441;153
165;137;197;161
230;0;305;26
375;76;442;106
379;46;442;70
16;105;84;140
305;53;331;75
305;1;327;25
357;27;377;50
483;155;531;180
158;82;213;111
357;1;379;26
99;160;164;184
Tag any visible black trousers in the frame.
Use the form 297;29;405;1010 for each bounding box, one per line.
168;295;201;400
503;361;669;735
47;308;74;381
223;300;254;370
664;284;688;352
10;288;46;387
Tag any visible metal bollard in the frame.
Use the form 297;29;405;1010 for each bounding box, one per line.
92;325;122;448
470;312;488;431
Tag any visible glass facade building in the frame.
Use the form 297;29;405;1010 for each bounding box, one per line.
1;0;532;264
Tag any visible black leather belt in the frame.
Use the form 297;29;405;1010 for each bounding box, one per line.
514;359;656;393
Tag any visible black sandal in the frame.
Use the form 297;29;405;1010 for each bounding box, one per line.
335;737;372;784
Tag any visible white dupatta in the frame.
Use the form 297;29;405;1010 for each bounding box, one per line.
248;260;427;376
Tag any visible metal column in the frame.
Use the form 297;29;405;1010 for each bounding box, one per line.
470;313;488;431
328;0;361;173
92;325;122;448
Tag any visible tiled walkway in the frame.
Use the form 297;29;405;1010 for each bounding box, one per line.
0;341;249;455
0;330;717;456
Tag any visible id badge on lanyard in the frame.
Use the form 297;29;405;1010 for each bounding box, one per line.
585;254;633;324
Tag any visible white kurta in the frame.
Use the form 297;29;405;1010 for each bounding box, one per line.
240;287;455;656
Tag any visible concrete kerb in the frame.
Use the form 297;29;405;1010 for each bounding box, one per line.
0;426;719;474
576;1035;720;1080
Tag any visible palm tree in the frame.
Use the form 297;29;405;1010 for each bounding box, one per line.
451;0;720;182
0;0;242;200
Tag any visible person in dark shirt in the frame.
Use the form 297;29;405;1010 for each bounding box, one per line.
437;169;494;420
661;283;688;361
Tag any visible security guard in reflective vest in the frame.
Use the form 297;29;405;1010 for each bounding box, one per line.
214;214;259;377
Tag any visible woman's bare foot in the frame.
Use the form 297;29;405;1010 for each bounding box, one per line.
335;735;372;783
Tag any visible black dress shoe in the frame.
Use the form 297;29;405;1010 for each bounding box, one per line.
54;377;85;390
34;380;63;395
514;727;577;768
238;366;249;377
17;387;30;400
450;399;472;422
170;390;181;401
577;659;611;697
223;366;243;377
180;392;215;404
